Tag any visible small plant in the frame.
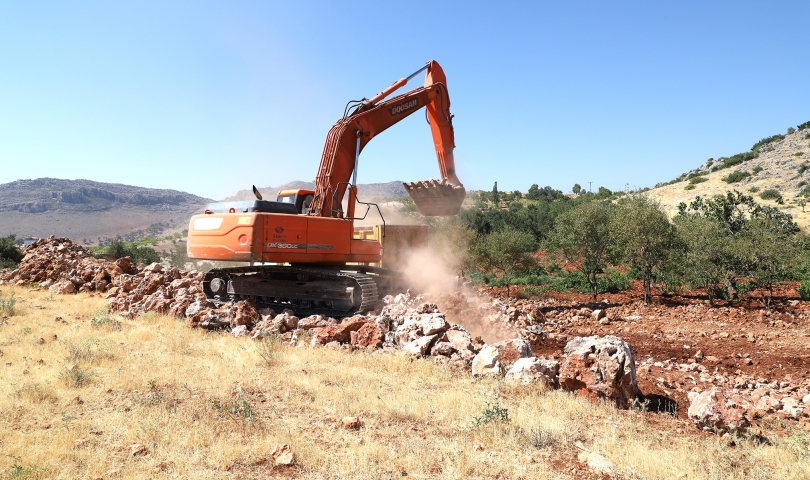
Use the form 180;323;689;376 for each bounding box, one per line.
798;163;810;176
723;171;751;183
211;390;257;424
8;464;48;480
0;296;16;315
799;279;810;301
759;189;782;201
66;337;112;364
521;426;563;449
256;336;280;366
469;398;509;430
90;309;121;330
752;165;763;174
797;152;805;157
684;184;696;190
689;176;708;185
60;366;94;388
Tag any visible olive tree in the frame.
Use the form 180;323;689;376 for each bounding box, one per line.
547;201;615;301
672;215;730;306
612;196;678;304
471;228;536;297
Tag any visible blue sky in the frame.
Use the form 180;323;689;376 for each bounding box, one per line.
1;1;808;199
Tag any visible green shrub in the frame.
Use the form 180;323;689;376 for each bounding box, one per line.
723;171;751;183
752;134;785;152
689;176;708;185
0;234;23;269
759;189;781;200
752;166;763;174
685;184;696;190
90;309;121;330
788;127;796;134
469;399;509;430
749;186;760;193
799;279;810;301
0;296;16;315
798;120;810;131
797;152;805;157
798;163;810;175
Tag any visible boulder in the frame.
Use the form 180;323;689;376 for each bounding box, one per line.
490;338;531;371
505;357;560;386
351;322;384;350
270;444;294;466
472;345;502;376
49;280;75;295
687;387;750;432
559;336;640;408
430;342;455;357
444;329;474;352
419;314;448;336
297;315;333;330
312;316;367;345
402;334;438;356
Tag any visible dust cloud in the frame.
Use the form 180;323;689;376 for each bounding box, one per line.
399;243;519;344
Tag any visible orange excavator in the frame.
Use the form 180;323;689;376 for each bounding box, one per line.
186;60;464;316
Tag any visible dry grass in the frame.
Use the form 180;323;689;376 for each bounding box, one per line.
1;286;809;479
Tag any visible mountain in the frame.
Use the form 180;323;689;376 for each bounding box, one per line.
223;180;408;202
0;178;212;243
647;124;810;229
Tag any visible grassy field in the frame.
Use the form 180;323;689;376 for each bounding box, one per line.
1;286;809;479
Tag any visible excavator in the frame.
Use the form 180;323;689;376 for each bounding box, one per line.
186;60;464;317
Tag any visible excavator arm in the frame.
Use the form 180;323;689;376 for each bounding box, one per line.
310;60;465;217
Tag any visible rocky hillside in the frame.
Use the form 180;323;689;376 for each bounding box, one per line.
224;180;408;202
0;178;212;243
648;122;810;228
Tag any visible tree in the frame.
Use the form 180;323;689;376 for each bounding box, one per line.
527;184;540;200
0;234;24;269
735;217;802;310
167;243;189;268
547;201;615;301
677;190;799;300
612;197;678;303
572;184;582;195
471;228;537;297
673;216;730;306
491;182;500;206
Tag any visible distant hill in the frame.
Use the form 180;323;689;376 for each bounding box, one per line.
648;123;810;229
224;180;408;202
0;178;212;244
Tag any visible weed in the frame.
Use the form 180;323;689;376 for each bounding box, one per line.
469;398;509;430
14;383;58;403
7;464;48;480
256;336;280;366
59;366;94;388
90;308;121;330
0;296;16;315
784;431;810;458
799;279;810;301
521;425;563;449
210;390;257;424
66;337;113;364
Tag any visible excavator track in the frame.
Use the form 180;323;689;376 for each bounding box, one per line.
202;265;386;318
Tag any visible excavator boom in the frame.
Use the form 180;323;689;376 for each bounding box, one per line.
311;60;464;217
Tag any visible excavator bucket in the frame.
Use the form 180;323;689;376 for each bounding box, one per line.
403;178;466;216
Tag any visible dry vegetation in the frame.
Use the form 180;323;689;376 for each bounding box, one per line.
2;286;810;479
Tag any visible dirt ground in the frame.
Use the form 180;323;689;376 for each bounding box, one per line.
435;280;810;425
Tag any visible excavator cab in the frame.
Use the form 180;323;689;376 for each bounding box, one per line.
277;189;315;215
